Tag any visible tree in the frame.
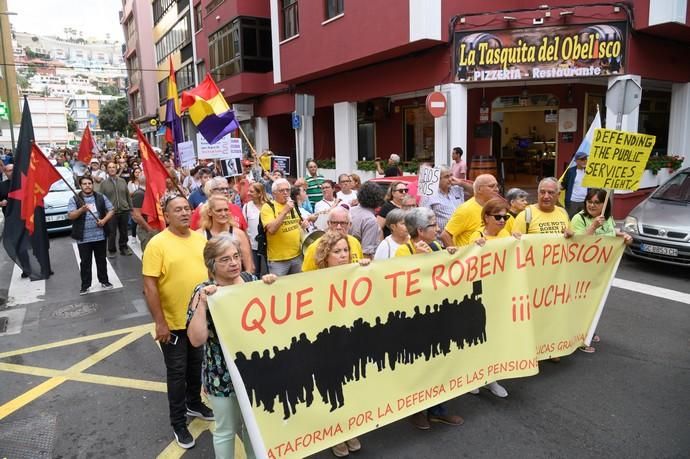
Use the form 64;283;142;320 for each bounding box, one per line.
17;74;29;89
98;98;130;135
100;85;120;96
66;115;77;132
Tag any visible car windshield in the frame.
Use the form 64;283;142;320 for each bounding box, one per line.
50;168;74;192
651;171;690;203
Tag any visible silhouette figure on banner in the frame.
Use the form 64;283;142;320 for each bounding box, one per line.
234;280;487;419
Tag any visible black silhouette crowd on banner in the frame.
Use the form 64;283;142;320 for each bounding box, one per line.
234;281;488;420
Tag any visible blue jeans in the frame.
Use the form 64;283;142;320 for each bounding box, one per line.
427;403;447;416
208;393;255;459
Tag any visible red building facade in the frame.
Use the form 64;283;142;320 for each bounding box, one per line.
193;0;690;190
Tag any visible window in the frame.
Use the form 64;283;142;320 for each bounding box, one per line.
206;0;224;13
155;16;191;64
153;0;175;25
158;77;168;106
282;0;299;40
130;90;142;119
197;61;207;81
208;17;272;80
194;5;203;32
358;122;375;161
127;54;140;86
325;0;344;19
176;62;194;91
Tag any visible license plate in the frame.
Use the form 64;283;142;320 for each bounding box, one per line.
640;243;678;257
46;214;67;222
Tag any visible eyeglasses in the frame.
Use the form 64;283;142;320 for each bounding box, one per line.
216;253;241;265
212;187;230;193
425;223;438;229
395;188;409;193
275;188;290;193
490;214;510;221
329;220;350;227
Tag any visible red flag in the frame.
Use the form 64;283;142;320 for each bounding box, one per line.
134;125;169;231
18;144;63;234
77;125;99;164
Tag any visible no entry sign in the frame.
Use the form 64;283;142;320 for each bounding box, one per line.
426;91;447;117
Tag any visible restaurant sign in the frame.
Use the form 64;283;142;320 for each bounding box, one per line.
455;22;626;82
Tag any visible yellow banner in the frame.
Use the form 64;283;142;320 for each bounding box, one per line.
209;235;624;459
582;128;656;190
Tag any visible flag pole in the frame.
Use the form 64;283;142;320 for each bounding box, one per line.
132;122;187;198
237;124;258;159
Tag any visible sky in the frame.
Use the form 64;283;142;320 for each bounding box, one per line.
7;0;124;42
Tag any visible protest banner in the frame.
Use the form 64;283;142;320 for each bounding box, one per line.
208;235;624;459
417;166;440;198
581;128;656;190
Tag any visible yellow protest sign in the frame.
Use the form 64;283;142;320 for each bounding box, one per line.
208;235;624;459
582;128;656;190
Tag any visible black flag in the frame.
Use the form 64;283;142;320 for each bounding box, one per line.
1;97;53;280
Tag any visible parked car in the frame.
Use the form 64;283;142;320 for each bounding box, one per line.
369;175;420;202
622;167;690;266
44;166;77;234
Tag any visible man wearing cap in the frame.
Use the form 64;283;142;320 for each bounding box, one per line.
561;152;588;218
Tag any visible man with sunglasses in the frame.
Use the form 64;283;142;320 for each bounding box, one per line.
143;195;214;449
442;174;500;247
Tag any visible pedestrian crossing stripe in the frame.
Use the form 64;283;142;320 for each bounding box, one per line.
70;241;124;292
7;264;45;306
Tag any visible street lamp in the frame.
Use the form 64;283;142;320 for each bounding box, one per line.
0;11;17;152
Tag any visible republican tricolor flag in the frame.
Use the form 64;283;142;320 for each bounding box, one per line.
180;74;239;144
165;58;184;166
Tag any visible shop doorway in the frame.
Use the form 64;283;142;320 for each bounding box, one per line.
492;94;559;190
403;106;434;162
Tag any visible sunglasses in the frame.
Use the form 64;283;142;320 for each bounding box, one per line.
395;188;409;193
490;214;510;221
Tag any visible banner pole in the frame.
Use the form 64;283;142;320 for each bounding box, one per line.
237;124;259;159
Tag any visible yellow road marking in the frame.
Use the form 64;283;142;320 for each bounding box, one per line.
69;373;167;392
0;323;153;359
0;362;62;378
0;328;150;420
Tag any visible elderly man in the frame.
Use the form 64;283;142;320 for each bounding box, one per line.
441;174;499;247
377;154;402;177
561;152;589;218
142;195;214;449
262;178;310;275
422;165;464;232
99;161;133;257
302;206;363;271
190;176;247;231
305;160;325;206
349;181;385;259
513;177;573;237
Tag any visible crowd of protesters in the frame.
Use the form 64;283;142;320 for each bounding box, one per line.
41;141;627;456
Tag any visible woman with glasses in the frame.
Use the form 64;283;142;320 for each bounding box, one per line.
469;198;515;245
187;235;277;459
570;188;632;353
377;181;408;238
199;195;255;274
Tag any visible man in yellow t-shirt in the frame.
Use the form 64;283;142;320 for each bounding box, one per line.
512;177;573;236
142;196;212;449
261;178;308;276
441;174;500;247
302;206;363;271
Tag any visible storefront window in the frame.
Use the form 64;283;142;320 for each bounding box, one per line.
403;106;434;162
358;122;375;161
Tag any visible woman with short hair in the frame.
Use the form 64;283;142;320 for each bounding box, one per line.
374;208;409;260
187;235;276;459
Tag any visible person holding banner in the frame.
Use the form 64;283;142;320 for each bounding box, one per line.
198;194;255;274
374;209;409;260
302;206;363;272
469;198;514;245
187;235;277;459
570;188;632;353
392;207;464;429
512;178;573;238
312;230;370;457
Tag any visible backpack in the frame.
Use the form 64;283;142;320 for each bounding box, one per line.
255;201;275;258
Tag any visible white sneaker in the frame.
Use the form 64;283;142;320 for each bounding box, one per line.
469;388;480;395
486;381;508;398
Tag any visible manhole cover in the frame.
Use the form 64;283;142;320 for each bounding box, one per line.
52;302;98;319
0;412;57;458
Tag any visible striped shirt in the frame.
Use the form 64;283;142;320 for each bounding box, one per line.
305;174;325;204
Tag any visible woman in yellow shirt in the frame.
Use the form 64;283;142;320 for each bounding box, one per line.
469;197;517;246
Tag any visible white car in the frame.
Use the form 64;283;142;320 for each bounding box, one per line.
44;166;77;234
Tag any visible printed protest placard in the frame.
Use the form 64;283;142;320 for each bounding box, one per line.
209;235;624;459
178;141;196;168
271;156;291;175
197;133;240;159
417;166;440;198
582;128;656;190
